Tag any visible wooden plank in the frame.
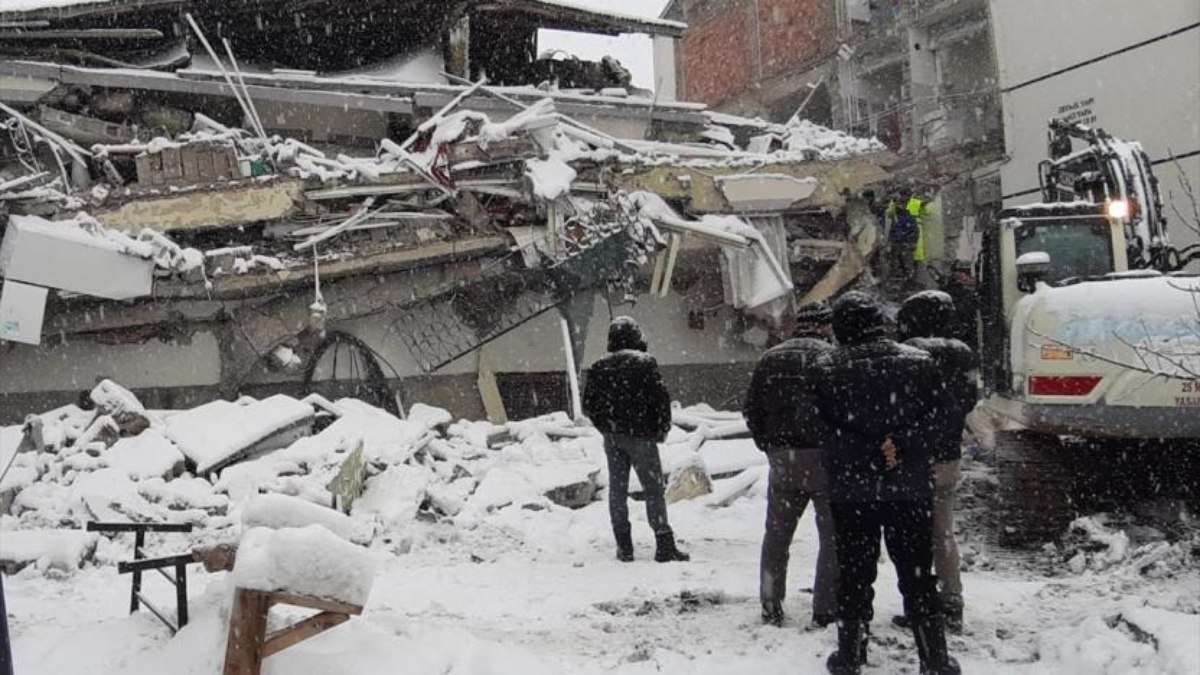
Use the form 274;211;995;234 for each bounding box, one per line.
266;591;363;616
223;588;270;675
180;145;201;183
161;146;183;181
196;148;215;182
134;154;154;186
262;611;349;658
327;446;367;514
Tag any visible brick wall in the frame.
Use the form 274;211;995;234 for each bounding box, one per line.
678;0;836;108
758;0;836;79
681;1;753;105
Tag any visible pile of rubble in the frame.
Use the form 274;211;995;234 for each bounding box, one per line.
0;379;766;573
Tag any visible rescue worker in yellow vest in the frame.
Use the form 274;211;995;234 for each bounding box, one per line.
885;191;920;291
909;194;927;271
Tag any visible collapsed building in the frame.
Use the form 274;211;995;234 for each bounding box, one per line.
0;0;893;423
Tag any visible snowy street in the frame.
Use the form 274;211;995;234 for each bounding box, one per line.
3;397;1197;675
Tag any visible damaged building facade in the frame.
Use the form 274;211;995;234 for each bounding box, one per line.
0;0;892;423
666;0;1005;268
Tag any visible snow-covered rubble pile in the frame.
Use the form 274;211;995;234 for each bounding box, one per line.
775;119;887;161
1055;514;1200;579
1;382;766;575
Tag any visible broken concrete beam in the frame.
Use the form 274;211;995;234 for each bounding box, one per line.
92;178;305;233
605;155;890;215
716;174;819;212
38;105;138;145
666;462;713;504
163;395;315;475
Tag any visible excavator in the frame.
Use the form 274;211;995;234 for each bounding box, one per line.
977;120;1200;545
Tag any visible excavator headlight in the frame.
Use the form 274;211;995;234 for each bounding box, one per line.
1107;199;1130;220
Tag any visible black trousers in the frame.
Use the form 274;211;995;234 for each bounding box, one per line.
830;500;941;623
604;434;672;536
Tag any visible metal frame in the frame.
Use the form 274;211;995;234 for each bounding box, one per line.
87;522;195;634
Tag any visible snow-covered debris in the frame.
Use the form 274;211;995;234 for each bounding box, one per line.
525;156;577;200
781;119;887;160
353;464;434;529
241;493;359;542
88;379;146;420
103;430;184;481
0;529;98;572
233;525;377;606
407;403;452;430
163;395;315;474
1042;608;1200;675
697;439;766;478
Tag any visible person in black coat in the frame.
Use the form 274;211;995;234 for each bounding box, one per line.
896;290;979;633
802;292;960;675
744;301;839;627
583;317;688;563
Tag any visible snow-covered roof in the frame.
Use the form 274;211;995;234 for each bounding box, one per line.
0;0;687;36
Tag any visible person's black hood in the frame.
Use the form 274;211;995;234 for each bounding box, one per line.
897;290;955;341
832;291;887;345
608;316;648;352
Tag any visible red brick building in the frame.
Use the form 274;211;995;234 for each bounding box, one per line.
667;0;839;123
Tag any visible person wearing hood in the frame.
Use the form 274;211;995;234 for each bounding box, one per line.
801;292;960;675
582;317;689;563
743;301;839;628
895;291;978;634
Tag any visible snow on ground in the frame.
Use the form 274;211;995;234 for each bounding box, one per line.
2;391;1198;675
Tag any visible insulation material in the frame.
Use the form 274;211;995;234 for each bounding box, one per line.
0;280;49;345
719;216;794;316
0;215;154;300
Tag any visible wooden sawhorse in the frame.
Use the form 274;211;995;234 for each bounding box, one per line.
222;588;364;675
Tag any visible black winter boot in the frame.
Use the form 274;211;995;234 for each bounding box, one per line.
761;601;784;627
913;618;961;675
653;531;689;562
614;525;634;562
941;594;964;635
825;621;868;675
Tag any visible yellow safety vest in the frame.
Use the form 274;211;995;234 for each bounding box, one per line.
908;197;926;262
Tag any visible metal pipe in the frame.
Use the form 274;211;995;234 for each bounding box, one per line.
184;13;267;143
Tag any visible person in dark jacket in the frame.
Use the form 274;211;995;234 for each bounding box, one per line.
895;290;978;633
744;301;839;627
582;317;689;563
801;292;960;675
